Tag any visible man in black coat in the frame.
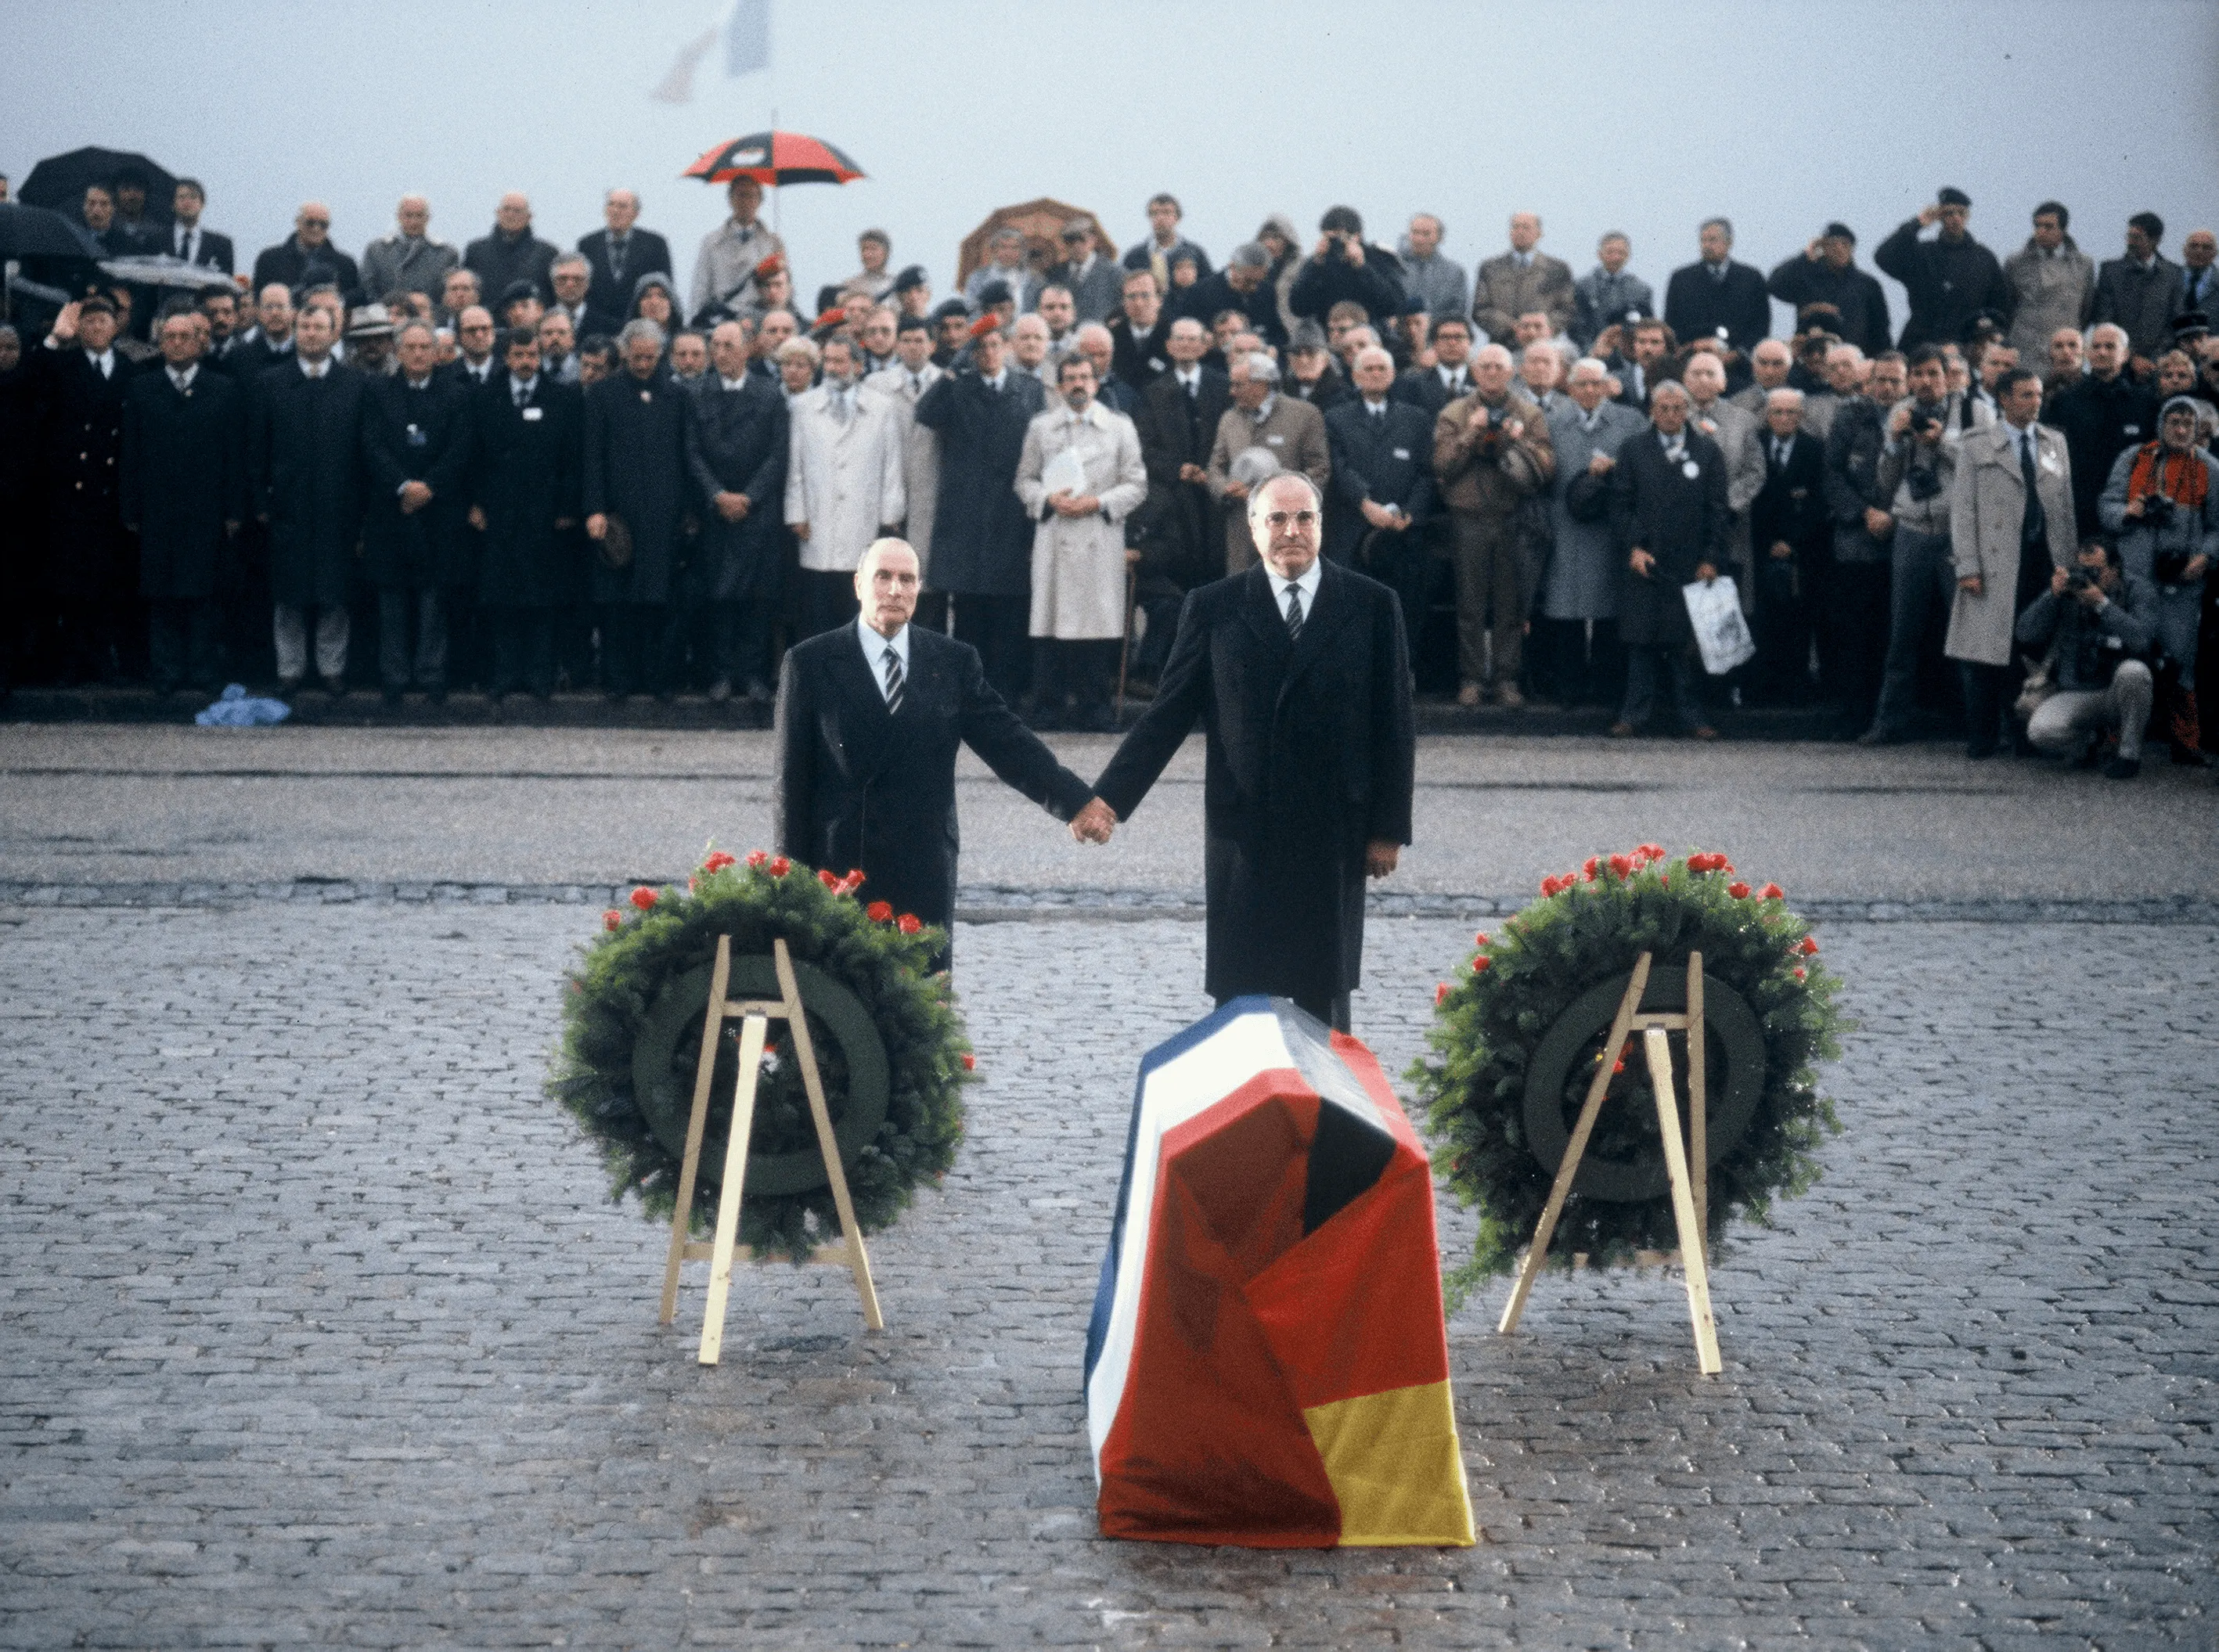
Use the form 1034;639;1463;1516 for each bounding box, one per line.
577;188;673;340
471;329;582;700
774;539;1097;969
913;322;1046;703
1081;473;1416;1032
583;320;691;698
686;319;790;704
465;193;560;308
1171;243;1288;349
1324;345;1436;641
30;298;142;682
1767;224;1891;358
1108;268;1173;393
121;309;245;693
1608;380;1732;738
1133;319;1230;679
1392;315;1478;417
165;178;234;275
1746;389;1832;704
250;204;362;302
250;304;367;693
362;320;476;702
1875;189;2014;350
1663;218;1771;380
2046;323;2156;536
1288;207;1407;325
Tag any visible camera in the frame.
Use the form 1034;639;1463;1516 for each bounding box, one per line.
2067;565;2105;594
2153;549;2192;585
2138;494;2176;528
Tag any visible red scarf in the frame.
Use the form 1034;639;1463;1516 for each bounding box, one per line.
2127;441;2210;512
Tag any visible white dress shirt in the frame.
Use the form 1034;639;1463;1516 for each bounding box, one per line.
1273;556;1324;627
856;615;910;701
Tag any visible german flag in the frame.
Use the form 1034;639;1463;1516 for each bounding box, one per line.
1084;997;1475;1547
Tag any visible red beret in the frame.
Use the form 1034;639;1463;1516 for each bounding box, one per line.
753;254;784;279
968;314;1003;341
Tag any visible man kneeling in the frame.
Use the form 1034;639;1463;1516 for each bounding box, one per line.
2015;538;2157;779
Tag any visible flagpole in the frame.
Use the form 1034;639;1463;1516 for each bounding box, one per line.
769;103;780;238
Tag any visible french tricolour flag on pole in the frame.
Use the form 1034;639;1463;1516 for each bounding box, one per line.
1083;997;1475;1547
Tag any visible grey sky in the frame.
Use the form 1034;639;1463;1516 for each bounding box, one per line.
4;0;2213;330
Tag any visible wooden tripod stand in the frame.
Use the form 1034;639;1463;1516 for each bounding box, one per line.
656;935;884;1364
1497;951;1722;1375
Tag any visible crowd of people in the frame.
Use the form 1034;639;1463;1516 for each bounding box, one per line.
2;164;2216;776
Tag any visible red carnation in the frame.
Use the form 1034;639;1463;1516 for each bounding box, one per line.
1793;966;1807;981
1612;1054;1627;1077
1583;855;1601;880
703;851;737;873
866;900;893;923
1471;955;1492;973
629;886;657;910
897;912;921;934
819;868;840;889
1473;931;1490;948
1799;935;1819;955
1728;880;1752;899
960;1052;977;1071
1436;982;1450;1006
746;849;769;869
603;909;622;931
1608;852;1632;880
1760;882;1785;901
1637;842;1664;862
768;856;791;877
841;869;866;894
1540;874;1562;897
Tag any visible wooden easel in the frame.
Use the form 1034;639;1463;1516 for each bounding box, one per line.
656;935;884;1364
1497;951;1721;1375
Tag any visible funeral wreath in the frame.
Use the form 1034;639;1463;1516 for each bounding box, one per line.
549;848;974;1260
1410;844;1847;1308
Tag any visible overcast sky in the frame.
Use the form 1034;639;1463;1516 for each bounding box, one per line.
5;0;2214;332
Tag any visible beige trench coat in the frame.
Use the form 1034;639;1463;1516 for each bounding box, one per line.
1015;401;1147;640
1944;420;2075;667
865;362;942;574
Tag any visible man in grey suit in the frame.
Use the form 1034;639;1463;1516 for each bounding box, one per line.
1045;220;1124;326
359;195;461;304
1472;214;1576;345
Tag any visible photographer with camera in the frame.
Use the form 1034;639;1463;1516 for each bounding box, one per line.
1863;345;1989;741
1288;207;1407;329
2015;538;2158;777
2098;395;2218;761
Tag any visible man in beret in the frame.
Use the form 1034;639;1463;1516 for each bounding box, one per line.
1767;223;1891;358
1876;188;2014;350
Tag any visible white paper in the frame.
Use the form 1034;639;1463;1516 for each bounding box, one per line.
1041;447;1088;499
1683;576;1756;675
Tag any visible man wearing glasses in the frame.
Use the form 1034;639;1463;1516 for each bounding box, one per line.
250;203;362;303
1074;472;1416;1032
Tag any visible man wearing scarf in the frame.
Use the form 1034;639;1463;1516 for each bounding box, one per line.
2098;395;2218;761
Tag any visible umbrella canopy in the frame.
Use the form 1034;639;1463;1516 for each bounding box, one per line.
20;146;179;226
99;254;240;292
683;131;863;188
956;198;1112;293
0;200;101;261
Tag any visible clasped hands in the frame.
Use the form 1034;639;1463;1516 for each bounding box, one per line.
1069;798;1400;880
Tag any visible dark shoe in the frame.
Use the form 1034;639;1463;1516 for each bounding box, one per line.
1965;738;2001;760
1074;704;1117;733
318;676;346;699
426;686;447;707
2104;754;2141;780
382;686;404;708
277;675;304;700
1691;724;1720;741
1607;720;1636;738
2073;735;2111;770
708;677;733;704
1856;724;1905;747
744;678;774;704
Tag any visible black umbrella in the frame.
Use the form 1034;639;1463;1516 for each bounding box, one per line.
0;200;99;261
20;146;179;226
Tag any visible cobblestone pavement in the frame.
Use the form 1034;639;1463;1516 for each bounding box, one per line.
3;904;2214;1649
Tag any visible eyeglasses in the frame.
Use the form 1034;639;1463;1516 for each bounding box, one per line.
300;218;330;229
1263;511;1318;530
459;322;494;334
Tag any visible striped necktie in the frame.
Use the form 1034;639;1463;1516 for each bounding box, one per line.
881;645;904;714
1283;583;1304;641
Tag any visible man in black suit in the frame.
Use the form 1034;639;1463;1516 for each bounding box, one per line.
166;179;233;275
1324;344;1436;642
121;308;245;693
578;188;672;340
1608;380;1732;738
470;328;582;700
583;320;690;699
1079;473;1416;1032
465;193;560;310
1133;318;1230;679
251;203;362;302
1746;389;1831;704
686;319;789;705
1172;243;1288;349
30;297;140;682
1392;315;1476;417
1108;268;1173;393
361;320;476;704
774;538;1097;967
1663;218;1770;384
250;304;368;693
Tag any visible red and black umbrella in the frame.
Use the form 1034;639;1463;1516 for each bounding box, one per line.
683;131;864;188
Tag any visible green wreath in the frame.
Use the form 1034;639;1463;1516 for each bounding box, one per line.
1408;844;1847;1308
548;848;974;1261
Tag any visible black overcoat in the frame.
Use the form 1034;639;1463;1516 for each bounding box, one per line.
250;361;368;609
121;369;246;601
1093;561;1415;1006
582;368;689;605
1748;431;1831;556
471;373;582;609
0;363;41;604
360;373;476;589
31;347;137;599
912;369;1045;596
773;624;1093;937
1135;366;1230;591
1608;427;1731;649
1323;398;1436;563
1662;260;1773;355
683;375;788;601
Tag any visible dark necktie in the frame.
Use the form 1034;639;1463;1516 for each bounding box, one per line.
609;237;627;282
514;381;528;408
881;645;904;713
1283;583;1304;640
2018;431;2045;546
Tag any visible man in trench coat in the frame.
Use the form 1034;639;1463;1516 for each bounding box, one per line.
1077;471;1415;1032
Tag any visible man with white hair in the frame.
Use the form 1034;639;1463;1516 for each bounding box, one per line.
1472;214;1574;346
1747;387;1830;703
1206;351;1331;574
687;318;790;704
1433;342;1554;707
1399;213;1468;322
1683;348;1766;602
1010;312;1055;388
1730;338;1795;416
583;318;689;697
785;334;906;639
359;194;459;304
464;192;558;309
1324;344;1436;639
2046;322;2157;536
1079;470;1416;1033
1535;356;1647;705
579;188;673;338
